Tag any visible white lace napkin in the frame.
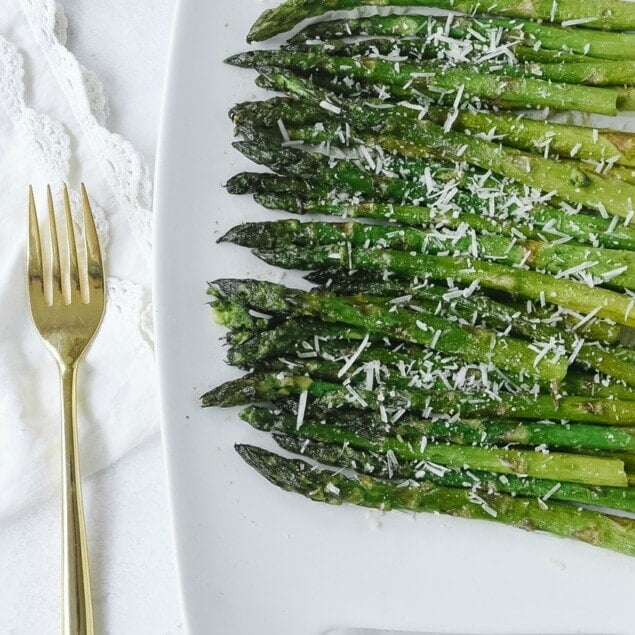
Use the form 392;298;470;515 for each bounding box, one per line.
0;0;158;517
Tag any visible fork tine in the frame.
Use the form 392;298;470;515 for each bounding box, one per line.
47;185;63;303
81;184;104;297
28;186;44;295
63;184;81;303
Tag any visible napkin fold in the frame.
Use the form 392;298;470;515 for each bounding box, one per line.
0;0;157;517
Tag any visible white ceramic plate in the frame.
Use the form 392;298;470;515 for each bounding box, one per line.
154;2;635;633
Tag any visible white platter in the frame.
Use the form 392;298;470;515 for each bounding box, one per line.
154;2;635;633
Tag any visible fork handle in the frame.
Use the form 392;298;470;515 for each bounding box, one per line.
60;364;94;635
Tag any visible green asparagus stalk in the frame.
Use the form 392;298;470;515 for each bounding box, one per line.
277;119;635;188
615;348;635;365
201;370;635;426
222;219;635;290
237;407;627;486
209;279;569;381
341;45;635;86
305;277;635;385
261;356;635;435
287;14;635;61
352;270;620;346
309;271;626;347
605;164;635;187
236;124;635;237
287;34;589;65
236;445;635;556
304;276;635;376
217;312;633;400
505;60;635;86
223;317;370;367
378;122;635;219
247;0;635;42
225;172;322;197
259;354;533;394
254;72;635;218
277;120;635;191
564;372;635;402
252;245;635;327
514;48;593;64
306;269;621;343
230;97;325;129
237;114;631;226
273;434;635;513
618;453;635;474
227;50;620;114
234;122;466;189
287;36;442;61
240;121;577;224
422;108;635;168
254;193;635;252
232;137;469;208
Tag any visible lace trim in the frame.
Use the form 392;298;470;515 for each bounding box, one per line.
0;0;156;349
19;0;154;258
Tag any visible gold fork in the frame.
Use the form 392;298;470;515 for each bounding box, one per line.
28;184;105;635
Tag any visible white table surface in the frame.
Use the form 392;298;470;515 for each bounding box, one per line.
0;2;183;633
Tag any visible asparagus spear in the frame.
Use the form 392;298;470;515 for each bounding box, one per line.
227;50;620;114
201;370;635;426
515;48;594;64
209;279;569;381
304;46;635;87
252;245;635;327
230;97;325;129
223;317;371;365
276;119;635;189
564;372;635;402
305;277;635;385
237;114;631;225
422;108;635;168
245;91;634;174
615;348;635;366
238;123;566;224
247;0;635;42
260;359;635;453
225;172;323;197
217;311;633;400
287;14;635;61
236;125;635;238
287;33;584;65
309;272;625;343
287;36;444;61
502;60;635;87
380;123;635;219
237;407;627;486
232;136;471;208
273;434;635;513
254;193;635;252
260;354;535;396
222;219;635;290
308;269;622;344
236;445;635;557
251;72;635;218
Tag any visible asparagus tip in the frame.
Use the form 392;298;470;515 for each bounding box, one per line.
224;52;254;67
217;223;257;247
201;375;258;407
235;443;316;496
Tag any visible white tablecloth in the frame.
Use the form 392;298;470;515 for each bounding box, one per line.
0;2;182;632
